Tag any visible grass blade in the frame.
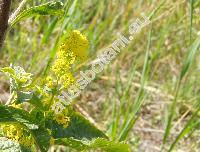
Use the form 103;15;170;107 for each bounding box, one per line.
118;28;152;141
180;36;200;80
163;36;200;144
189;0;194;44
168;105;200;152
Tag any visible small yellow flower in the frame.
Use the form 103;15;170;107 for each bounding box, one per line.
53;113;70;128
45;76;58;89
50;137;55;145
59;72;75;88
46;76;54;88
47;128;52;135
9;103;22;109
62;30;89;61
52;58;71;76
57;50;76;65
0;123;35;147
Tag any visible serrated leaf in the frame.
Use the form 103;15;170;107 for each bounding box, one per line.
47;112;107;140
56;138;131;152
56;138;88;151
0;105;50;152
31;127;50;152
91;138;131;152
1;66;32;90
1;67;15;75
29;109;45;125
10;1;64;27
0;104;33;125
1;66;44;108
15;91;44;110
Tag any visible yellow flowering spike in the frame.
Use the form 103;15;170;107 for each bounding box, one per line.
51;30;89;90
65;30;89;61
63;30;89;62
1;123;35;147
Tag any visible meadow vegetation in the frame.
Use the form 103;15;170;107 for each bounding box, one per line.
0;0;200;151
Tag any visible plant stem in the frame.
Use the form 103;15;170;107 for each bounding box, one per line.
0;0;11;51
8;0;28;25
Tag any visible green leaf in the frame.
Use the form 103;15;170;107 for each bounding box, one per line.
0;105;50;152
15;91;44;110
1;67;15;75
1;66;44;108
29;109;45;125
1;66;33;90
91;138;131;152
56;138;131;152
56;138;88;151
31;127;50;152
17;91;33;103
10;1;64;27
0;104;34;124
47;112;107;140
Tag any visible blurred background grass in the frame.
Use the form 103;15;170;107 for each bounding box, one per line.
0;0;200;151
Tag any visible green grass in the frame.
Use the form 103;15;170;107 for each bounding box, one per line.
0;0;200;151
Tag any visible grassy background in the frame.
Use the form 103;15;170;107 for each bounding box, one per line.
0;0;200;151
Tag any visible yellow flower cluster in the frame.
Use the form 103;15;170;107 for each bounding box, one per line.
1;124;35;147
51;30;89;89
61;30;89;61
53;108;70;128
53;113;70;128
45;76;56;89
10;103;22;109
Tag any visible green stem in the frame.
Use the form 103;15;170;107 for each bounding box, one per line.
8;0;29;25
